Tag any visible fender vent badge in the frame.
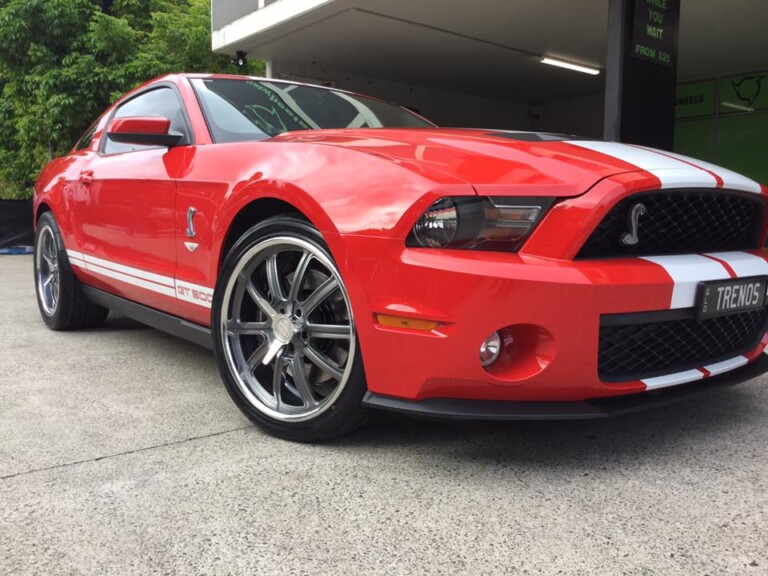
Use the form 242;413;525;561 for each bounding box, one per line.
184;242;199;253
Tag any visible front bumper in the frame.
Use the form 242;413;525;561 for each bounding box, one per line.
338;237;768;404
363;353;768;420
334;175;768;405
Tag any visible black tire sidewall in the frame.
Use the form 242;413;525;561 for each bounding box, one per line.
34;212;74;329
211;217;368;442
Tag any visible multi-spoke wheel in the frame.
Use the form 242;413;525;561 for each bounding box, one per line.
34;212;109;330
36;224;60;316
212;217;369;441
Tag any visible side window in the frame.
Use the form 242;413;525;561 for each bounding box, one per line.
103;87;189;155
75;121;99;151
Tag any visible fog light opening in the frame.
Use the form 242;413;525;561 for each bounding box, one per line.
479;331;502;367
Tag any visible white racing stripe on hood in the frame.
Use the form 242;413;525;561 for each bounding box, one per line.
640;254;731;309
569;141;764;194
641;168;719;189
568;141;719;188
633;146;763;194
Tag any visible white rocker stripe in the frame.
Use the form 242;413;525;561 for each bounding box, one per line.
66;250;86;269
65;248;213;308
642;368;704;390
640;254;732;309
175;280;214;309
84;262;177;298
81;254;175;287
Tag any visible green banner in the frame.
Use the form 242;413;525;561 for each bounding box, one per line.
675;81;716;119
719;73;768;113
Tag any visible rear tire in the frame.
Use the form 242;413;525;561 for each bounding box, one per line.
212;217;369;442
34;211;109;330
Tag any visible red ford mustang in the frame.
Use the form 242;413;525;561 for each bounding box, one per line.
34;74;768;441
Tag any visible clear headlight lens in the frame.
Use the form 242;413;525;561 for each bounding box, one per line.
407;196;555;252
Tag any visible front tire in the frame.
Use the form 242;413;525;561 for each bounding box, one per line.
34;212;109;330
212;217;369;442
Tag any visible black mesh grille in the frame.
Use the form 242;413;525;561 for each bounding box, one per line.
599;309;768;381
578;190;764;259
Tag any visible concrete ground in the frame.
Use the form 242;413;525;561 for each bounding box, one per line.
1;254;767;576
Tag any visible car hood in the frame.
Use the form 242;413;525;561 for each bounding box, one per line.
271;128;667;198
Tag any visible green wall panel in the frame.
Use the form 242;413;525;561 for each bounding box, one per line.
716;112;768;185
674;71;768;186
674;118;715;162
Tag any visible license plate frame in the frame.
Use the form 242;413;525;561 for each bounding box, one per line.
696;275;768;320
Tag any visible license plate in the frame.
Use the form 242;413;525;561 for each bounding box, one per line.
697;276;768;319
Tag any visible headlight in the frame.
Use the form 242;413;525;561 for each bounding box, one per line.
407;196;555;252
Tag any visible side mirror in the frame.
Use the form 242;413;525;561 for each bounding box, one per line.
107;116;184;147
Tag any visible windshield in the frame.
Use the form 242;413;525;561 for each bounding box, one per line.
191;78;434;143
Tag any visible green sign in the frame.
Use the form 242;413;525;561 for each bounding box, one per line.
719;74;768;113
675;81;716;119
631;0;678;68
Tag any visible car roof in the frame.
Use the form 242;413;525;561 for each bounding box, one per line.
184;72;352;94
111;73;434;129
180;73;417;111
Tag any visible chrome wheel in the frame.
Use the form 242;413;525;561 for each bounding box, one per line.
36;225;60;316
219;236;356;423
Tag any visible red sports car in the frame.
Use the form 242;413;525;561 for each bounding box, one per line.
34;74;768;441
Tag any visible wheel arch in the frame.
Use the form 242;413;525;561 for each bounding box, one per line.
35;202;52;225
218;197;315;271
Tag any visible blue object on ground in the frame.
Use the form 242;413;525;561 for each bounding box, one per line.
0;246;33;255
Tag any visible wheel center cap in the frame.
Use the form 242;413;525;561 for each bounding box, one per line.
274;316;295;343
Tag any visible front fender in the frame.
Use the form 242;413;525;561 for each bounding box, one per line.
205;140;474;282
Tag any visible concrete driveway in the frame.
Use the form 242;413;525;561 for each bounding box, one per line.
1;254;767;575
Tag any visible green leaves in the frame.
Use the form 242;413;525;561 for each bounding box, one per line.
0;0;263;199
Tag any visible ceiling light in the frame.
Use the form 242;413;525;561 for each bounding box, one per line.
541;57;600;76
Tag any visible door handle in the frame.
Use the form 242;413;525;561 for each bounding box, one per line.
79;170;94;186
186;207;197;238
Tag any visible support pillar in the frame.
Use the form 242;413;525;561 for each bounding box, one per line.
604;0;681;150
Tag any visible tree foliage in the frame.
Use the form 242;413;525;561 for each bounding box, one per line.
0;0;264;198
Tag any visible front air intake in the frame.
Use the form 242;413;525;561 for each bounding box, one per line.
578;190;764;259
